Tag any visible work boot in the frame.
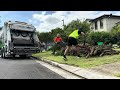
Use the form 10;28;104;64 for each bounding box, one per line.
52;52;55;54
77;55;81;59
77;55;81;57
63;55;67;61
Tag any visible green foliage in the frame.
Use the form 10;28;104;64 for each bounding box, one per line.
37;32;53;43
0;40;2;44
0;40;3;49
111;25;120;44
117;42;120;48
51;27;63;36
85;24;120;45
36;19;120;46
86;31;111;45
64;19;90;37
114;73;120;77
37;19;90;44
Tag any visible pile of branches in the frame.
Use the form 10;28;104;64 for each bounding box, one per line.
60;43;120;58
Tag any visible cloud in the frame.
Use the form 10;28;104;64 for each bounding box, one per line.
28;19;32;23
45;16;60;24
41;11;46;15
31;11;120;32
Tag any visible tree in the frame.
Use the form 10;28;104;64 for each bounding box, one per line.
37;32;53;49
64;19;90;36
37;19;91;46
51;28;63;35
111;25;120;44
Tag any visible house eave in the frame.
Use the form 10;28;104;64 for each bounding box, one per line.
90;14;120;22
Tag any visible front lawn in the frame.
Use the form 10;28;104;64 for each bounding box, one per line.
114;73;120;77
33;50;120;68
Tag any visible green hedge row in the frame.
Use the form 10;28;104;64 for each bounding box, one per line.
82;30;120;46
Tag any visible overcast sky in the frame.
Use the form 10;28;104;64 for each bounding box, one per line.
0;11;120;32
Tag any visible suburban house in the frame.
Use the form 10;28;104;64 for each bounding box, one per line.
88;14;120;32
85;19;92;23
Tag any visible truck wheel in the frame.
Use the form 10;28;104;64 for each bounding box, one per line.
3;48;6;59
1;49;3;58
13;54;15;58
20;55;26;58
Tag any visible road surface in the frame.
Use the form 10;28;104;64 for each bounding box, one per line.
0;57;65;79
0;57;81;79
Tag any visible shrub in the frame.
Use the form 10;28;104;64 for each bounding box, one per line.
86;31;112;45
117;42;120;48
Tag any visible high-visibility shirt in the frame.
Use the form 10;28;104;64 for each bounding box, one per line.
69;30;79;39
54;37;62;42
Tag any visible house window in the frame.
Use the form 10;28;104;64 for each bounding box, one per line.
100;19;103;29
95;21;98;30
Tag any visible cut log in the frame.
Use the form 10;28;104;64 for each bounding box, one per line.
59;44;120;58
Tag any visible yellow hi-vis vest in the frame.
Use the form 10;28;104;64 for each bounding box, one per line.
69;30;79;39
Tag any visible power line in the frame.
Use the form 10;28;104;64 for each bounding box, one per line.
62;19;65;30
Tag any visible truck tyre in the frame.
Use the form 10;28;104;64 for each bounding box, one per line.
3;48;6;59
20;55;26;58
1;49;3;58
13;54;15;58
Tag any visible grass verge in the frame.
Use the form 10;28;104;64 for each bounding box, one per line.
114;73;120;77
33;51;120;68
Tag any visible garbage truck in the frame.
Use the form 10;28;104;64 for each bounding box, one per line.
0;21;40;58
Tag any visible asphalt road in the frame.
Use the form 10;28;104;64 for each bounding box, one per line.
0;57;65;79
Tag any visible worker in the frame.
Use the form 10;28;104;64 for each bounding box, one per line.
63;27;85;60
52;33;63;54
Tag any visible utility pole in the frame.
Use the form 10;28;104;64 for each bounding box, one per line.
62;19;64;26
62;19;64;29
